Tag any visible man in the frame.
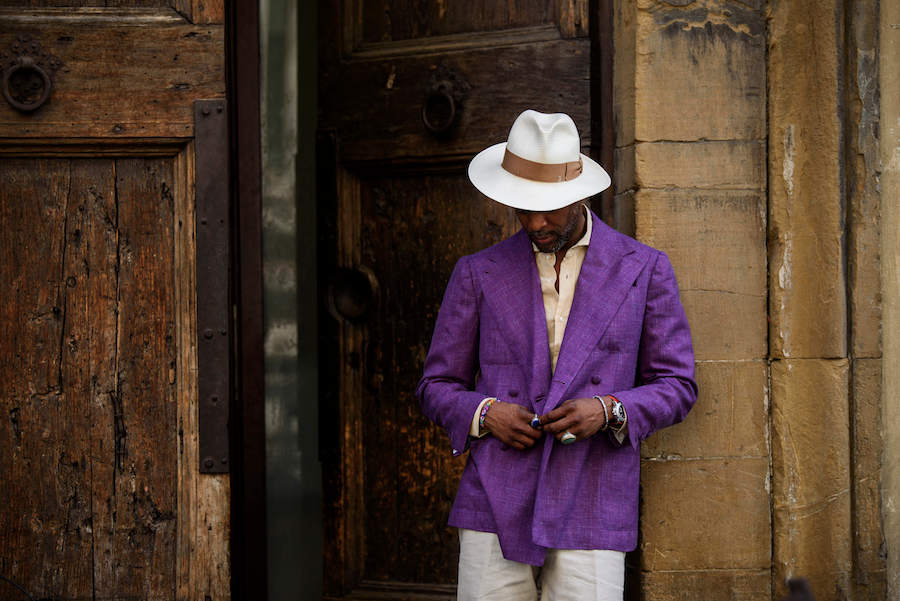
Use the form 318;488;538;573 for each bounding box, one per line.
416;110;697;600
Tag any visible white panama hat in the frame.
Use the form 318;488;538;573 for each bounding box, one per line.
467;109;611;212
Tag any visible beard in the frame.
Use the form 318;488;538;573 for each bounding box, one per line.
528;205;583;253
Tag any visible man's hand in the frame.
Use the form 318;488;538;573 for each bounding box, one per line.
483;401;543;450
540;397;608;443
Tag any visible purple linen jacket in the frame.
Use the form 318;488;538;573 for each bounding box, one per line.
416;210;697;566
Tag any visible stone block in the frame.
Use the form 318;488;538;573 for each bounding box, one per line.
643;360;767;460
768;0;847;360
640;458;770;571
613;143;635;194
852;358;886;590
613;190;635;239
635;189;766;361
634;0;765;141
773;494;852;600
771;358;852;598
613;0;636;147
847;0;881;360
641;569;770;601
635;141;764;190
849;194;882;358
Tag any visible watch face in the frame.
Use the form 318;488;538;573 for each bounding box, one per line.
611;401;626;424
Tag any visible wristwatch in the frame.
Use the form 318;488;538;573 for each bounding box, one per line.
594;395;626;432
607;397;626;432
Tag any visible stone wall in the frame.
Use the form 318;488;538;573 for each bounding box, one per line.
614;0;885;598
880;1;900;598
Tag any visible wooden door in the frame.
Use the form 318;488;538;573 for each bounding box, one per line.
318;2;599;598
0;4;229;600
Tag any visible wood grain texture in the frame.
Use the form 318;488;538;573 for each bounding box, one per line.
3;1;168;6
319;38;592;165
0;20;224;138
0;158;179;599
358;0;554;44
556;0;588;37
0;159;94;599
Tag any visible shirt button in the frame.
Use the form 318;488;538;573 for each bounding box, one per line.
591;375;602;385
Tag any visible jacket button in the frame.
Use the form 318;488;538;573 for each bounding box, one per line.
508;389;519;398
591;376;602;385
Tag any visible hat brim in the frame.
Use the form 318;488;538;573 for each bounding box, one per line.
467;142;611;211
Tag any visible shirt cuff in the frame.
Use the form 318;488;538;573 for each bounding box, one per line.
469;397;494;438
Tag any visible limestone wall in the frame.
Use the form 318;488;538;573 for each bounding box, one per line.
880;1;900;597
614;0;886;598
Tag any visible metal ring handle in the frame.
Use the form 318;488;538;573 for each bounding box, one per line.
2;56;53;112
327;266;380;323
421;86;457;135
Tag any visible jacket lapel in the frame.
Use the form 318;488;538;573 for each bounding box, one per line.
476;230;552;402
547;214;650;409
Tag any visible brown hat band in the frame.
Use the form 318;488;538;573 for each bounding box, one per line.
501;149;583;183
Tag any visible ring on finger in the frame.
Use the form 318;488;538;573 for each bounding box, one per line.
560;431;576;445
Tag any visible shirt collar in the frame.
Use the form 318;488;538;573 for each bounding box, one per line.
531;204;592;253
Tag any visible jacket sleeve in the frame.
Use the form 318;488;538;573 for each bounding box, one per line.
416;255;489;456
611;251;698;451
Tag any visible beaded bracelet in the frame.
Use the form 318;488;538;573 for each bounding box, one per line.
479;397;498;432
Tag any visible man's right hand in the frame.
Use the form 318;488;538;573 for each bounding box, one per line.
482;401;543;450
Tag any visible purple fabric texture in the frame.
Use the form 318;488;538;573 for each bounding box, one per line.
416;210;697;566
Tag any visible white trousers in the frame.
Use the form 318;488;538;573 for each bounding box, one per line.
457;529;625;601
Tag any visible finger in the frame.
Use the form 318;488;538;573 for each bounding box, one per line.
511;434;535;449
539;410;566;426
539;403;576;425
543;414;578;434
512;426;541;442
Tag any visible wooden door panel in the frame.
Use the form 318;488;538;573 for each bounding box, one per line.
321;38;591;163
0;4;227;598
0;157;178;599
0;8;224;139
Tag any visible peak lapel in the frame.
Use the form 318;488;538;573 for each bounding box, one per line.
547;215;650;408
477;230;552;402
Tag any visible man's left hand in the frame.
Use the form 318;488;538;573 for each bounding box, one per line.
540;397;608;442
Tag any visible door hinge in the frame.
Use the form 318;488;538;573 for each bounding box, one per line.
194;98;230;474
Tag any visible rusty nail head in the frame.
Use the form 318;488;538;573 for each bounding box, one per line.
200;218;208;225
203;328;214;339
221;457;228;464
202;107;211;116
203;458;215;469
211;395;219;404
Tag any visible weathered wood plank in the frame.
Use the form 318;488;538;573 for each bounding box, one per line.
557;0;588;38
319;38;592;164
73;160;120;601
94;158;177;599
11;1;168;7
0;159;95;599
357;0;554;45
0;22;224;138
